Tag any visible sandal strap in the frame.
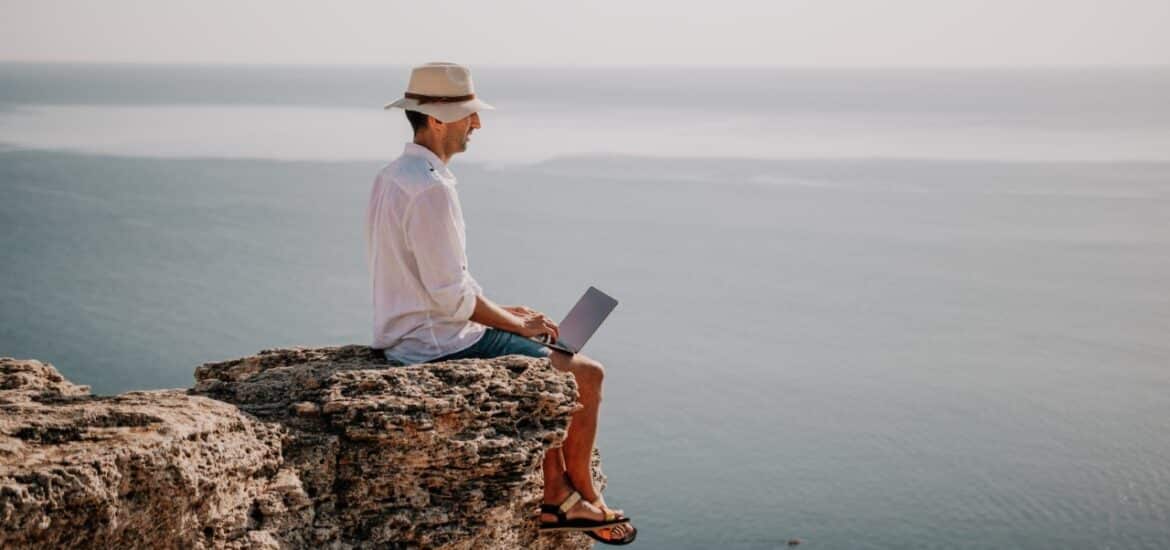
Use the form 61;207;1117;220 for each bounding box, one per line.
589;499;626;522
558;491;582;515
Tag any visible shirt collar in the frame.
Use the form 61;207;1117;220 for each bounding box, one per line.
402;142;455;182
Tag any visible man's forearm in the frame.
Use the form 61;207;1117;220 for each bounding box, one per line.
470;295;524;333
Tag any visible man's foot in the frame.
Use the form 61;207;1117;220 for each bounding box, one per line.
588;503;637;545
591;496;624;517
562;472;624;517
555;473;635;543
540;486;631;531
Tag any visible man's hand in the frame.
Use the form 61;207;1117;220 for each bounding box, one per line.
504;306;559;342
471;298;558;342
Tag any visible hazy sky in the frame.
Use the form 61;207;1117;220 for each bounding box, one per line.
2;0;1168;66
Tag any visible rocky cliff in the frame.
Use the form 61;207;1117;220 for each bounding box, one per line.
0;346;603;549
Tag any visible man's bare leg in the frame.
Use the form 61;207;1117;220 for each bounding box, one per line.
541;446;610;521
549;351;605;501
541;351;634;541
540;448;568;503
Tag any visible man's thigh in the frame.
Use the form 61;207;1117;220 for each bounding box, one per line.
429;329;551;362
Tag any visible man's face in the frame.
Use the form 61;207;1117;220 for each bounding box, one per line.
442;112;481;154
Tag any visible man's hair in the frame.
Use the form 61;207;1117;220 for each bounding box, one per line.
405;110;431;135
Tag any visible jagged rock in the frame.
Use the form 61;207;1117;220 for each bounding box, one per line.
0;358;90;403
1;347;604;549
0;359;285;549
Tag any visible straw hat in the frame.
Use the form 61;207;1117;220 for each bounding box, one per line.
384;62;494;123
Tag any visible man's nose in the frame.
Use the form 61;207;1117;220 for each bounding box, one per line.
471;113;481;129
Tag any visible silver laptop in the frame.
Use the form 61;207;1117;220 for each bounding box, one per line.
531;286;618;355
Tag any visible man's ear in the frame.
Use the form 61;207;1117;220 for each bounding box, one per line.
427;115;444;131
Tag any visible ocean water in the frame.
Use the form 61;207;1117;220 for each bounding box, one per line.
2;64;1169;549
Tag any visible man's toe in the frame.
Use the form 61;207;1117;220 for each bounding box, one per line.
595;522;634;542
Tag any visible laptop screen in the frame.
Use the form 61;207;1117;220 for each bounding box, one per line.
557;286;619;352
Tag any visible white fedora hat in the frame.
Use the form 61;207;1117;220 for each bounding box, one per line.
384;62;494;123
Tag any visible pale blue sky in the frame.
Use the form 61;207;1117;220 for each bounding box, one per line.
1;0;1168;66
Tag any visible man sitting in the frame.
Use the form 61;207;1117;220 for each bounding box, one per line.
365;62;636;545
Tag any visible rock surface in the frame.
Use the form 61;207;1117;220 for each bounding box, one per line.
0;358;285;549
1;346;603;549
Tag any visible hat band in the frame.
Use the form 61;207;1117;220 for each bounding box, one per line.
404;92;476;105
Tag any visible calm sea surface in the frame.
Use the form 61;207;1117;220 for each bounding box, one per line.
2;64;1169;549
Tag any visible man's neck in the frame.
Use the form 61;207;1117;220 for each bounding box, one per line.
413;138;450;165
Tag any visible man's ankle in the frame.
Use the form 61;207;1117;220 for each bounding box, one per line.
565;474;599;503
542;479;573;504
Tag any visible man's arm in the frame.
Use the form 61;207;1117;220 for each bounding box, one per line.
403;184;559;341
404;184;481;320
472;295;559;342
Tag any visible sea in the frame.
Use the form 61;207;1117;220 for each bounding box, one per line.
1;63;1168;549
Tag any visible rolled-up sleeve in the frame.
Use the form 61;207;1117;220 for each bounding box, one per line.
403;184;479;320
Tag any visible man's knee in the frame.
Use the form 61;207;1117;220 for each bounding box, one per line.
572;356;605;399
550;352;605;395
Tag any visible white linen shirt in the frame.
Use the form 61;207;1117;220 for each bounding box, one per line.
365;143;486;364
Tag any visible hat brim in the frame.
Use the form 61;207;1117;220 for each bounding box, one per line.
383;97;494;123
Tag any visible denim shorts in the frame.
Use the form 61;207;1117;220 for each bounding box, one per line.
428;328;551;362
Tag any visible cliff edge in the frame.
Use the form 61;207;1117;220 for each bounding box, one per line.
0;346;603;549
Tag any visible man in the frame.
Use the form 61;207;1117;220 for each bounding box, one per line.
365;62;636;545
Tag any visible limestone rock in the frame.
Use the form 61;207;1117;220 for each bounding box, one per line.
0;358;90;403
1;347;605;549
0;359;285;549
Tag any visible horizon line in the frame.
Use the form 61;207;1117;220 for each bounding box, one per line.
2;60;1169;71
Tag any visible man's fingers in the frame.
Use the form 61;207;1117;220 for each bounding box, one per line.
521;314;553;340
519;311;558;340
543;319;559;342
